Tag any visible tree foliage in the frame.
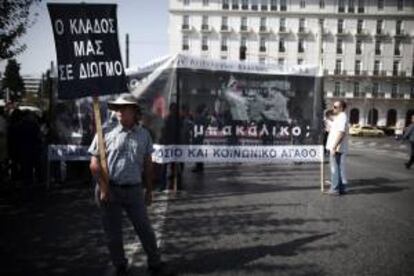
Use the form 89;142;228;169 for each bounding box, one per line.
2;59;25;101
0;0;41;60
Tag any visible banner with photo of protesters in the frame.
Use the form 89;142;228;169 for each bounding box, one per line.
127;54;324;163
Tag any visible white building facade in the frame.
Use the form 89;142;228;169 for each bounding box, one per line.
169;0;414;127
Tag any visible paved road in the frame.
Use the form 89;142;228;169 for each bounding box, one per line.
0;138;413;276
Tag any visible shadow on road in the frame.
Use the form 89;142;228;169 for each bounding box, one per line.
348;177;410;195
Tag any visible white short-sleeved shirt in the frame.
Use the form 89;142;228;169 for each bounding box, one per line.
326;112;348;153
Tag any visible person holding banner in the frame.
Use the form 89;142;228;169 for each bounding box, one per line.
325;100;349;195
88;94;172;276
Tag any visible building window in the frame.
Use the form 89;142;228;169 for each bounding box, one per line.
372;82;379;97
251;0;258;10
335;59;342;74
394;40;401;56
337;19;344;34
241;0;248;10
392;83;398;98
280;0;287;11
202;35;208;51
232;0;239;10
279;38;285;52
259;36;266;52
271;0;277;10
298;58;304;65
357;0;364;13
241;36;247;48
300;0;305;8
278;58;285;66
182;15;190;30
184;0;190;6
203;0;209;6
338;0;345;12
336;38;343;54
222;0;229;9
357;19;363;34
355;60;361;75
376;20;383;35
356;39;362;55
260;17;267;31
299;18;306;33
202;16;209;30
221;36;228;51
348;0;355;13
375;40;381;55
397;0;403;11
261;0;268;11
298;38;305;53
373;60;380;75
354;82;360;96
182;35;189;50
396;20;402;35
393;61;400;76
334;81;341;96
378;0;384;10
241;17;247;31
319;0;325;9
221;16;228;30
279;18;286;32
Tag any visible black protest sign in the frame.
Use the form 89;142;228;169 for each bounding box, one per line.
48;3;127;99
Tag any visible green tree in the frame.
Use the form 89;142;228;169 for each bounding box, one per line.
0;0;41;59
2;59;25;101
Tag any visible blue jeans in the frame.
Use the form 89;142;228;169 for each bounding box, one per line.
329;152;347;193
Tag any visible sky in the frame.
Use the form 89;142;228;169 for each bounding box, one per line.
0;0;169;77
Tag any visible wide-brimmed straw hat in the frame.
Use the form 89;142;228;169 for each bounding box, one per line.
107;94;138;110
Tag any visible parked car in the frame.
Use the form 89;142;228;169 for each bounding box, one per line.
349;125;385;137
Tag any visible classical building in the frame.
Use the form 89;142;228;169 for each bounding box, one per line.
169;0;414;127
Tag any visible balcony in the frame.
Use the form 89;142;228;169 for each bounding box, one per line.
240;25;250;33
182;24;192;33
298;28;311;37
278;28;291;36
201;24;212;32
259;26;271;34
220;25;231;33
355;28;370;37
336;30;351;37
375;30;390;39
394;29;410;38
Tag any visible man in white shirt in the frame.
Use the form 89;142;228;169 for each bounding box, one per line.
325;100;349;195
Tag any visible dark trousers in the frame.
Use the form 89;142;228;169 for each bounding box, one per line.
95;185;161;268
408;142;414;168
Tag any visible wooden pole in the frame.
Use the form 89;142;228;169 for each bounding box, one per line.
92;97;110;189
318;19;325;193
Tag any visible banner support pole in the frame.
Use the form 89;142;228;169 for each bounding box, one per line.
92;97;110;193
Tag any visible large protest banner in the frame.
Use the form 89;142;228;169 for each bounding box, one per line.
128;54;324;163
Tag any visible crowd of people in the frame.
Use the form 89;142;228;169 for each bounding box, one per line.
0;104;48;187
